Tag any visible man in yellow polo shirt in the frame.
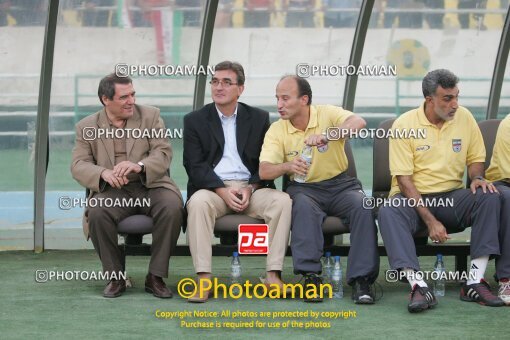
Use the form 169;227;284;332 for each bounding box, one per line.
485;113;510;305
259;75;379;304
378;69;504;313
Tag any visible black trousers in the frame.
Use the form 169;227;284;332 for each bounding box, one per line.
88;182;183;278
379;189;500;271
286;173;379;285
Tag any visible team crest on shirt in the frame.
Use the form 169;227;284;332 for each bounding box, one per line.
452;139;462;153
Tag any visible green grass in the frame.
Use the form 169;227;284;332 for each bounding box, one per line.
0;149;35;191
1;250;508;339
0;144;374;192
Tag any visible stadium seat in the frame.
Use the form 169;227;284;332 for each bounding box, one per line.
82;188;154;270
463;119;501;190
473;119;502;180
117;214;153;270
371;118;395;204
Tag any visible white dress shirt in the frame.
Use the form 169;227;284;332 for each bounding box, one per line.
213;105;251;181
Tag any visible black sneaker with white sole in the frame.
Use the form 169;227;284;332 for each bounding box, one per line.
303;273;323;303
352;277;375;304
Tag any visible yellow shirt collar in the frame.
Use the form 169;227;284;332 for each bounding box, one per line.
417;101;455;128
287;105;319;134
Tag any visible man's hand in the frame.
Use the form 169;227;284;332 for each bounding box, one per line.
286;157;309;177
304;134;327;147
113;161;143;177
427;219;451;243
100;169;129;189
238;186;253;211
215;187;246;212
470;177;498;194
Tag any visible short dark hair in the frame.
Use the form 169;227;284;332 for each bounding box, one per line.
214;61;245;86
98;73;133;106
280;75;312;105
422;69;459;98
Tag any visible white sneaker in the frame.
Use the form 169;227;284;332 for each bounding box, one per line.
498;280;510;305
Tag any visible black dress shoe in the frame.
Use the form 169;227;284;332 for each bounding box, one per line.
103;279;126;298
145;273;172;298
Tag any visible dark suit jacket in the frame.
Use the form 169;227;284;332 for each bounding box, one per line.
183;102;274;202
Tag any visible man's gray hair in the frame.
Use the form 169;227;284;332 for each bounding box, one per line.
422;69;459;98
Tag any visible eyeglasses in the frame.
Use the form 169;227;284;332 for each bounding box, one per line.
209;79;238;88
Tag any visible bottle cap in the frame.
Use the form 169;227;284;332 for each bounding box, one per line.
335;256;340;261
325;252;331;257
233;251;239;257
437;253;443;259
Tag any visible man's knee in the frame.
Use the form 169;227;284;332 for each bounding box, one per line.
88;206;111;224
155;191;183;215
350;194;375;217
377;205;394;220
291;192;314;210
187;189;217;213
268;190;292;211
347;188;365;205
474;189;501;207
158;204;183;228
87;206;118;237
499;186;510;199
377;206;398;230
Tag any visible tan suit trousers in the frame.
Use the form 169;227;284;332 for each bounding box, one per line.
186;182;292;273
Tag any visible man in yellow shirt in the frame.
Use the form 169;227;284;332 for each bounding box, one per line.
259;75;379;303
378;69;504;313
485;113;510;305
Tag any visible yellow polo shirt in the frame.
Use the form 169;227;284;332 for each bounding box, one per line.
260;105;353;183
486;114;510;183
389;102;485;196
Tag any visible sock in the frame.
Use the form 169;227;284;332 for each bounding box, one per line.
404;269;427;289
467;255;489;285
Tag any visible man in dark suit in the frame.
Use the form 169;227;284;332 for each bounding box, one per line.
71;73;183;298
183;61;292;302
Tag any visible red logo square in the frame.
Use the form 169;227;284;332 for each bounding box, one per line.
238;224;269;254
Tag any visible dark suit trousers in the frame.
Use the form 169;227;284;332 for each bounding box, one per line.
378;189;500;272
286;173;380;285
88;182;183;278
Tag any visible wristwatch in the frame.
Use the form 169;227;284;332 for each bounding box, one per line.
137;161;145;173
474;175;485;181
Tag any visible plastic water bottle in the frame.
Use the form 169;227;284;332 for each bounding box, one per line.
433;254;445;297
294;145;313;183
331;256;343;298
230;251;242;295
322;252;333;284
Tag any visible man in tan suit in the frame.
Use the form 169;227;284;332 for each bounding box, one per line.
183;61;292;302
71;73;183;298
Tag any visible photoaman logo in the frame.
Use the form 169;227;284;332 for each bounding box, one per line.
177;277;333;300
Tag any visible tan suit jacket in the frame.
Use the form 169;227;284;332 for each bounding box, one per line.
71;104;182;239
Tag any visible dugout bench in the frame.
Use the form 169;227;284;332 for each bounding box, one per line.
117;118;503;275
